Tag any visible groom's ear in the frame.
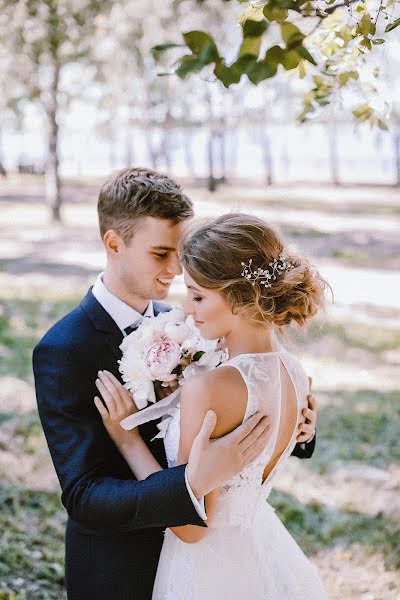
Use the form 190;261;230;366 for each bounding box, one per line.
103;229;123;257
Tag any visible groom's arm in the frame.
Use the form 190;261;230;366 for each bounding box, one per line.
33;339;206;533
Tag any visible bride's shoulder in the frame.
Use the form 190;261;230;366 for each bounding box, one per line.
182;366;245;400
181;367;248;437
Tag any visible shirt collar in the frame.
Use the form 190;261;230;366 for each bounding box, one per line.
92;273;154;333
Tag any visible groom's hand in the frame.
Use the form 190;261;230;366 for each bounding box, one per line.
297;376;317;443
187;411;270;498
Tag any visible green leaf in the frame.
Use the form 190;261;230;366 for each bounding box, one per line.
239;35;263;58
281;49;302;70
385;18;400;32
183;31;219;61
214;62;242;87
352;104;373;122
152;42;183;54
247;59;278;84
358;12;373;37
243;19;268;37
338;70;359;87
238;4;265;26
298;60;307;79
372;38;385;45
359;37;372;51
176;56;203;78
263;4;288;23
281;22;305;47
264;45;285;66
296;46;317;66
378;119;388;131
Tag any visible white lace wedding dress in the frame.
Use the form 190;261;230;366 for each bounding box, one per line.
152;345;328;600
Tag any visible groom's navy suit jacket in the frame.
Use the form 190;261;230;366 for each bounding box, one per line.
33;289;206;600
33;288;316;600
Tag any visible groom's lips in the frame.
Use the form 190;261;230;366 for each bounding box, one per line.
157;278;173;288
195;320;204;326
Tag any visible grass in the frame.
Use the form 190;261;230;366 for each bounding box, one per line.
307;389;400;473
270;490;400;569
287;316;400;356
0;298;80;381
0;485;66;600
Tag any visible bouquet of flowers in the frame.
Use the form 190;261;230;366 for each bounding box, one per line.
118;307;228;413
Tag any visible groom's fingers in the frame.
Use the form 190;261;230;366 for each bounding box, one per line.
238;414;270;451
196;410;218;446
298;422;314;436
242;425;270;463
307;393;317;412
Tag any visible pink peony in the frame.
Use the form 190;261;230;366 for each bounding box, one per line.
145;336;181;381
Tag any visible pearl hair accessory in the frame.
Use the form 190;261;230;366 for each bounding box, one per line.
240;253;296;288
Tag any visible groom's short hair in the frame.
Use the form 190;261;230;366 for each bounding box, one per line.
98;167;194;243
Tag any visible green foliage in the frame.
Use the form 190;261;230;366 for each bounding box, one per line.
154;0;400;126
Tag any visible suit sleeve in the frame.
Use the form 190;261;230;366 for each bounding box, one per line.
291;433;316;459
33;340;206;532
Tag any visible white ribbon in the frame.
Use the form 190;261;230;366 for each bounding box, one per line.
120;387;181;431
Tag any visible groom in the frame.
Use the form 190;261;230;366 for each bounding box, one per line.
33;167;316;600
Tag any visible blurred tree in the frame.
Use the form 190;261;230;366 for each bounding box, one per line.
0;0;113;220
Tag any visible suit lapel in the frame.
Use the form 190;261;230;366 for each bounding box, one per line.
81;288;124;360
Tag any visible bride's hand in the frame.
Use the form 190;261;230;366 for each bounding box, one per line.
94;370;140;447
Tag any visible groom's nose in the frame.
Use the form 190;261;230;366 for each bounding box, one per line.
166;253;183;276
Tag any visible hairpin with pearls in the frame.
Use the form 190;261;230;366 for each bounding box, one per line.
240;253;296;288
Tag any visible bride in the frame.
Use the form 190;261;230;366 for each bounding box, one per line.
94;213;329;599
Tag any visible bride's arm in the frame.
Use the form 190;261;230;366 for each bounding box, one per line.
170;368;248;544
94;370;163;479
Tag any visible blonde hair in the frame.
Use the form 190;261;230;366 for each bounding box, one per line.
180;213;328;328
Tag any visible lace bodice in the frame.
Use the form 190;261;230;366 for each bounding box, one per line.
163;347;309;529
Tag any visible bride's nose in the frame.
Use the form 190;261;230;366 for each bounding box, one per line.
183;295;194;317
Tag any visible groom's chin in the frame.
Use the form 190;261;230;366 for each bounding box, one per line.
153;285;171;300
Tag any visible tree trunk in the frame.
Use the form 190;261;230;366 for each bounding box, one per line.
395;133;400;186
261;130;273;186
207;130;216;192
162;93;173;172
125;127;134;167
45;62;61;222
327;115;340;186
217;128;227;184
183;129;195;177
206;92;216;192
0;127;6;177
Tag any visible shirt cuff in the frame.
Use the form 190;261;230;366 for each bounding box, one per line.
184;466;207;521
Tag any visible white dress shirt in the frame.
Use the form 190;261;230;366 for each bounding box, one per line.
92;273;154;334
92;273;207;521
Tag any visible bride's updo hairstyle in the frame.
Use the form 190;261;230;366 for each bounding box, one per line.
180;213;328;328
